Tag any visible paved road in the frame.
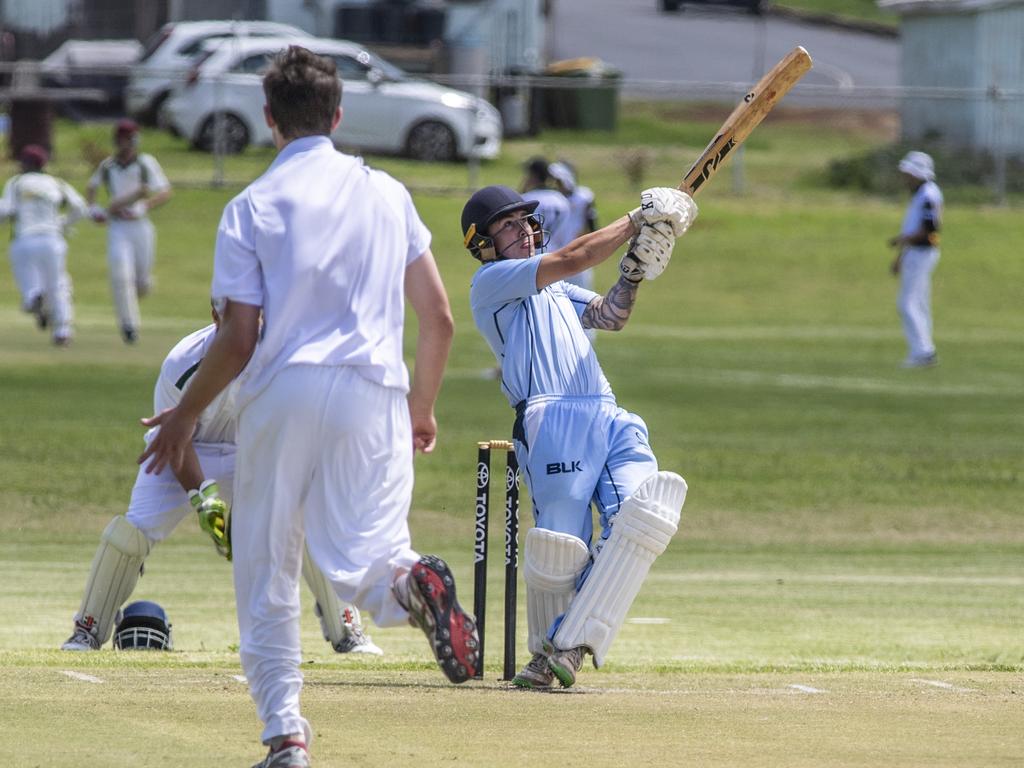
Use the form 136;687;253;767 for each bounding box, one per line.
548;0;900;105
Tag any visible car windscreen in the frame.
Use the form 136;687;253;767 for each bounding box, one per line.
139;26;172;62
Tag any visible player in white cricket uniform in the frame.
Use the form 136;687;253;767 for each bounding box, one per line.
549;161;598;243
138;47;476;768
0;144;87;345
87;119;172;344
889;151;943;368
462;184;696;689
521;156;575;255
550;160;599;341
61;314;382;656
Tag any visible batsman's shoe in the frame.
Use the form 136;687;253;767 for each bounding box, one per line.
512;652;555;690
61;620;100;651
542;640;586;688
333;607;384;655
251;741;309;768
399;555;479;683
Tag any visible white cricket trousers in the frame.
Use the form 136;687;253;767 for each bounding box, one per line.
232;364;419;744
10;233;73;338
897;246;939;359
107;218;155;332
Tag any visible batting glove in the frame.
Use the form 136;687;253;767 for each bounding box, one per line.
189;479;231;561
629;188;698;237
620;220;676;282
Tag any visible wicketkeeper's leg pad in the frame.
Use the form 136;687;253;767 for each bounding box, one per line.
522;527;590;655
551;471;686;667
78;515;151;644
302;543;348;648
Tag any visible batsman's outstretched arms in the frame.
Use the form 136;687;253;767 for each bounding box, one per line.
138;300;260;474
629;188;698;237
583;221;679;331
405;249;454;454
535;214;636;289
620;220;677;283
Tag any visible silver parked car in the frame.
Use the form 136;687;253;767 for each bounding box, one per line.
161;36;503;162
126;20;312;123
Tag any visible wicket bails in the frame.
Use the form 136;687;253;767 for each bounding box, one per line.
473;440;520;680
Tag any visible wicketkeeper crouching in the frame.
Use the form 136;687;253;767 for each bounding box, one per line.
61;309;382;656
462;183;696;688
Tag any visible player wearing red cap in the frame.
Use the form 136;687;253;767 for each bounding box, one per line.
0;144;88;345
86;119;173;344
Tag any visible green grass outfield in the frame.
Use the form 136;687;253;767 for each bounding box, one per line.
1;111;1021;766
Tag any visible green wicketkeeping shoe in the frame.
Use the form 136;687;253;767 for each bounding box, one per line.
512;652;555;690
543;640;585;688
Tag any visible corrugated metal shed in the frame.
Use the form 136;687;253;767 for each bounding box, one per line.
880;0;1024;154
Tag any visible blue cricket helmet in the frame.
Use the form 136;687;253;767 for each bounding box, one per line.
113;600;173;651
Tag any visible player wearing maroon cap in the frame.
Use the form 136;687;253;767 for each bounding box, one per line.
87;119;172;343
0;143;88;344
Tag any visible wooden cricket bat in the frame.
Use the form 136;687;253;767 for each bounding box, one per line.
681;46;813;196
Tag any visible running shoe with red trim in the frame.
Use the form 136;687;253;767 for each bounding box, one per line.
404;555;479;683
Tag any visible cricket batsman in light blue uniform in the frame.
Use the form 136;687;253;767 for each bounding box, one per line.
462;184;697;688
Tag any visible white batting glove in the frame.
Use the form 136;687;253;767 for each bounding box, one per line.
628;188;698;237
620;220;676;282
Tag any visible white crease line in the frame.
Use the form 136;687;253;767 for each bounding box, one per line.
910;678;976;693
788;684;827;694
232;675;248;684
443;367;1018;398
649;572;1024;587
61;670;104;684
628;617;671;624
626;324;1023;344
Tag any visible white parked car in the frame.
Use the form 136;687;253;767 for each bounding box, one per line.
160;36;503;162
126;20;311;122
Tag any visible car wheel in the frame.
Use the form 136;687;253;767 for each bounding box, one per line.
139;91;169;127
195;113;249;154
406;120;457;162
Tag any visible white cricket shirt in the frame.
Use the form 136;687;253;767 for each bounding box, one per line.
89;153;170;218
523;187;574;253
211;136;431;406
565;185;596;239
900;180;943;242
151;324;239;446
0;172;88;238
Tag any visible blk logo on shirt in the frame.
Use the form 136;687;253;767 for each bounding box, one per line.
547;460;582;475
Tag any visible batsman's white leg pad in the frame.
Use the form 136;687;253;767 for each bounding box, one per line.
522;528;590;655
552;471;686;667
302;544;347;647
78;515;150;644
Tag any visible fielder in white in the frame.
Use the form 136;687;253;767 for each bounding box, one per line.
889;151;943;368
61;313;382;656
550;159;599;342
87;119;172;344
462;183;696;689
0;144;87;345
139;47;477;768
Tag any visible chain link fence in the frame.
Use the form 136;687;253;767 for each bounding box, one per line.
1;58;1022;200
